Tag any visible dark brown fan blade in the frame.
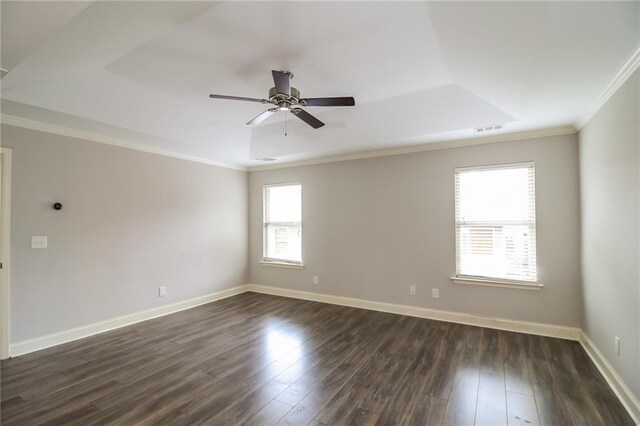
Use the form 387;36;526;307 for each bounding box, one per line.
247;108;277;125
209;94;269;103
291;108;325;129
301;97;355;107
272;70;290;96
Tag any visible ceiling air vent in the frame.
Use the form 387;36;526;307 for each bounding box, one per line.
257;157;277;162
474;124;504;133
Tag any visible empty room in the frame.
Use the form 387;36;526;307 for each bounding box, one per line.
0;1;639;425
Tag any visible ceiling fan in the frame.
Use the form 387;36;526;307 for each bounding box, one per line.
209;70;355;129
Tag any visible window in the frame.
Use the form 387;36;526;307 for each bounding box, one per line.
454;163;537;283
263;183;302;264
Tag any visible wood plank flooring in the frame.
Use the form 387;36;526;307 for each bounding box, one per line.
0;292;634;425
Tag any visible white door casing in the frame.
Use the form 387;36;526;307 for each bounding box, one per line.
0;148;12;359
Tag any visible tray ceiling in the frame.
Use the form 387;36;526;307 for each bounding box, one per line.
1;1;638;166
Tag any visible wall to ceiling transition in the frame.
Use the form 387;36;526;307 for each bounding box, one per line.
2;124;248;343
248;134;582;327
579;69;640;400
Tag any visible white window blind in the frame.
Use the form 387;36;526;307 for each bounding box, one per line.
455;163;537;283
263;183;302;264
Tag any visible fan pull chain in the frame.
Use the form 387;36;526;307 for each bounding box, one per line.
284;111;288;136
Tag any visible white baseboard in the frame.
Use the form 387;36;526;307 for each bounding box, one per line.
248;284;640;422
245;284;581;341
8;282;637;424
9;285;248;357
8;283;581;359
6;281;584;349
8;283;580;359
580;331;640;424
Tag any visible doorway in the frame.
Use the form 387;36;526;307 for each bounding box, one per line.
0;148;12;359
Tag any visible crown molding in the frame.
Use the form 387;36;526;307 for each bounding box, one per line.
3;47;636;171
0;114;577;174
0;114;247;172
576;44;640;130
248;125;577;172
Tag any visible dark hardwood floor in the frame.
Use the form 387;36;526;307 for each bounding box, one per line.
0;292;634;425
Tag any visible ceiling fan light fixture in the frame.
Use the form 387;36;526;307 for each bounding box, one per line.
208;70;355;131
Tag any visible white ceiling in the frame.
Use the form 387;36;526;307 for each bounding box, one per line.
1;1;638;167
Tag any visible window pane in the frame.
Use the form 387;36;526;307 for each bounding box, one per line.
265;224;302;262
265;185;301;223
455;164;537;282
263;184;302;263
457;224;536;281
458;167;534;222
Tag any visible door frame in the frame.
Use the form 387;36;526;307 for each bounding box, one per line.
1;147;12;359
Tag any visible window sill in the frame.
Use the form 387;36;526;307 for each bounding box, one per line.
451;276;543;290
260;260;304;269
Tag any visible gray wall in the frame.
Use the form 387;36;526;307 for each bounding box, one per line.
249;134;582;327
2;124;248;343
579;70;639;399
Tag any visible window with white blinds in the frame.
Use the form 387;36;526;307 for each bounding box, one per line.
263;183;302;264
454;163;537;283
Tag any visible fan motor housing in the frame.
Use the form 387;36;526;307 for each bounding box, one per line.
269;87;300;103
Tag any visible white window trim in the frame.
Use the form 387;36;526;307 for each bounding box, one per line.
262;182;303;266
260;260;305;269
451;275;543;290
453;162;540;287
454;161;535;172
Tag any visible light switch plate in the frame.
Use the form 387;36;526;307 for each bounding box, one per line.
31;236;48;249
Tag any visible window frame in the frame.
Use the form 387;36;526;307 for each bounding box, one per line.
451;162;542;290
261;182;303;268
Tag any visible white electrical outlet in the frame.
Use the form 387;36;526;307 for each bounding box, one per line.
159;286;167;297
432;288;440;299
615;336;620;355
313;275;319;285
409;285;416;295
31;236;48;249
